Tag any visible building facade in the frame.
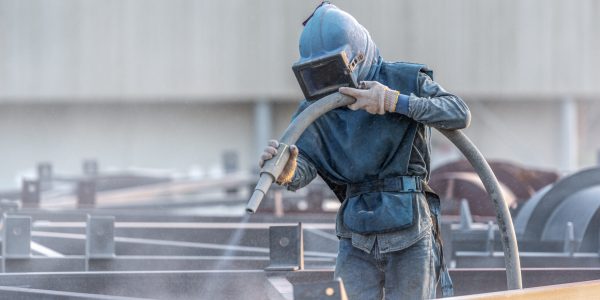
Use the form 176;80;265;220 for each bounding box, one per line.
1;0;599;189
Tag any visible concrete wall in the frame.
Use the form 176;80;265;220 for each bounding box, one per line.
1;0;600;100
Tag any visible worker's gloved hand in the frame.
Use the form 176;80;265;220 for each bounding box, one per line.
339;81;400;115
258;140;299;185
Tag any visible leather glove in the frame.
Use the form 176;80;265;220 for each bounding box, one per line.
339;81;400;115
258;139;299;185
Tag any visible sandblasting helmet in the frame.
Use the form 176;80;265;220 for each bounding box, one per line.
292;3;379;100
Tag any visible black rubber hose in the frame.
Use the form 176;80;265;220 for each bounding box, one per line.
246;92;522;290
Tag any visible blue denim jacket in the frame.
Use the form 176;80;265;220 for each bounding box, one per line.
286;67;470;253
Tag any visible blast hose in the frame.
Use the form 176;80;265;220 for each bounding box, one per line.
246;92;522;290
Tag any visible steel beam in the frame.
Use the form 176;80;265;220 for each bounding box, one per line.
455;251;600;268
0;285;149;300
0;256;334;273
0;270;285;300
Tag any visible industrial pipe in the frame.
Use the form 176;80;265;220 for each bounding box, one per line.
246;92;522;290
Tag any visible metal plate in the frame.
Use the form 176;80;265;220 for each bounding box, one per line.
267;224;303;271
2;215;31;259
86;215;115;259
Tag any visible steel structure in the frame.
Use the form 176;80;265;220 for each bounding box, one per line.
0;163;599;298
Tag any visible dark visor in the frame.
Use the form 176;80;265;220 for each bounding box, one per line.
292;52;358;100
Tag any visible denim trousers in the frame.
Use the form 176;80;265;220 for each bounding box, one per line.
334;232;436;300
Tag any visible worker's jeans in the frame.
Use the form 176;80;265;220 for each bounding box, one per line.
334;232;436;300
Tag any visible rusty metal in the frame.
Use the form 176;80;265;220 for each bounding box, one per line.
429;160;559;217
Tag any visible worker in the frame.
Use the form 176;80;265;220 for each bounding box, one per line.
259;2;470;299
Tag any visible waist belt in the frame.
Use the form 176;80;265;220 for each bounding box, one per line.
346;176;423;198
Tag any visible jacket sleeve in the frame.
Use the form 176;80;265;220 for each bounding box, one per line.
285;153;318;191
405;72;471;129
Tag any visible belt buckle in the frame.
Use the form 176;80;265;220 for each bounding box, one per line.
401;176;420;192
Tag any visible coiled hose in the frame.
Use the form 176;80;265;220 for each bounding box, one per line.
245;92;522;290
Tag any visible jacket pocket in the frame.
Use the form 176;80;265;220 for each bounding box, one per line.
342;192;416;234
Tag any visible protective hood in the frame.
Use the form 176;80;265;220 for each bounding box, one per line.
292;3;431;190
298;3;380;82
